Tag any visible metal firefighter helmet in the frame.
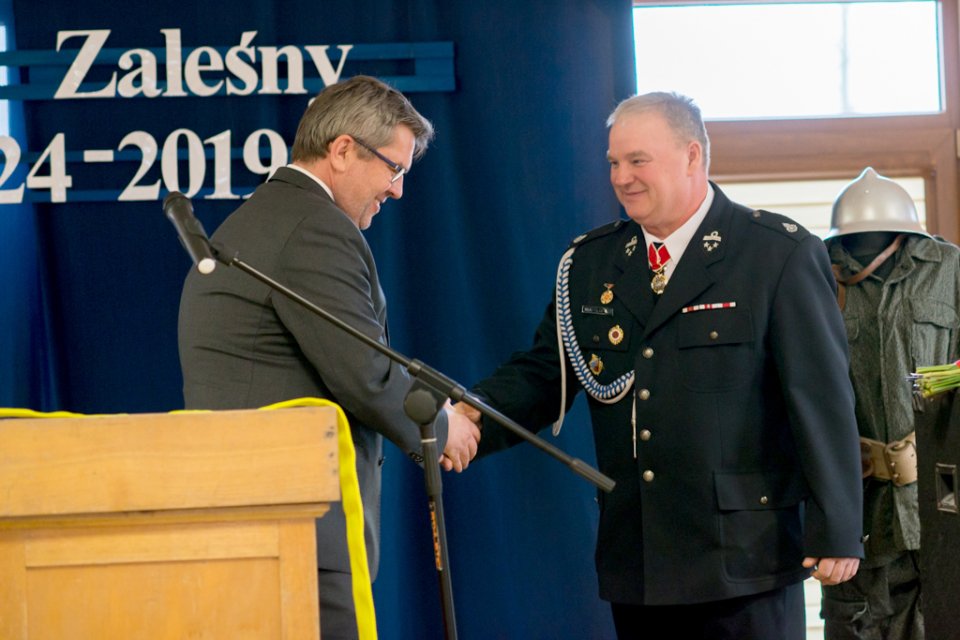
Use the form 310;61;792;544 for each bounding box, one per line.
825;167;929;239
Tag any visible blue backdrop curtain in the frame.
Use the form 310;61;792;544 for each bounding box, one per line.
0;0;59;410
4;1;636;637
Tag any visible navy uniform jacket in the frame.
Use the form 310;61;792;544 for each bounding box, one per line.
178;166;449;580
474;184;863;605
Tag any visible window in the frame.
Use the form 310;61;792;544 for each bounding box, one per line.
633;1;942;119
630;0;958;241
718;175;926;238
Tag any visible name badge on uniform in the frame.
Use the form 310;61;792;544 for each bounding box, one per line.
582;305;614;316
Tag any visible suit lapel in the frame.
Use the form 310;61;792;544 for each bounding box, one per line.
608;222;657;332
615;251;657;333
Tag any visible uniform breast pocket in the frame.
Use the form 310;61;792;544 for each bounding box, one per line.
575;314;632;353
911;297;958;367
677;308;754;392
574;313;633;384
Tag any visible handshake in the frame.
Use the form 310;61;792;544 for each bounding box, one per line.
439;401;482;473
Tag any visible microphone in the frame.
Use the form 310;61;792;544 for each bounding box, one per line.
163;192;217;275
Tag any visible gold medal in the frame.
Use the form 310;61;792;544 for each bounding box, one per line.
600;283;614;305
589;353;604;375
608;324;624;345
651;270;667;295
648;243;670;295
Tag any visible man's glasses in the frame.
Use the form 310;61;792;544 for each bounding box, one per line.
352;136;407;184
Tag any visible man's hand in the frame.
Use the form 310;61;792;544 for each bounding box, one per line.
803;557;860;585
451;400;481;424
438;402;480;472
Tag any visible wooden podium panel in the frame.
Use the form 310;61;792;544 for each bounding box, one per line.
0;408;339;640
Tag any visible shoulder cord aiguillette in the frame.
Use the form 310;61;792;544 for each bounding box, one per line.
552;245;634;435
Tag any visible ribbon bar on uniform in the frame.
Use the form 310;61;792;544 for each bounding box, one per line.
681;302;737;314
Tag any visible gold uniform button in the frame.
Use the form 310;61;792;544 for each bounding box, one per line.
638;389;650;400
642;470;654;482
759;496;769;505
709;330;719;340
642;347;654;359
639;429;651;441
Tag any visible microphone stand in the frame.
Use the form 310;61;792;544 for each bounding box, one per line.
172;207;615;640
403;382;457;638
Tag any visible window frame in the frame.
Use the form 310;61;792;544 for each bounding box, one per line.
633;0;960;241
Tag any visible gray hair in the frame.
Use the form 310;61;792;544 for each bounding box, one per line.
292;75;435;163
606;92;711;171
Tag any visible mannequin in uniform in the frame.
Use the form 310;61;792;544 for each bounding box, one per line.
822;168;960;640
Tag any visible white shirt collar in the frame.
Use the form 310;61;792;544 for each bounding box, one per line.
642;184;714;280
284;163;335;202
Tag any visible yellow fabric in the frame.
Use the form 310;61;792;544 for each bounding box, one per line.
259;397;377;640
0;408;114;419
0;399;377;640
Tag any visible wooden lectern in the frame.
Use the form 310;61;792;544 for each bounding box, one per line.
0;407;339;640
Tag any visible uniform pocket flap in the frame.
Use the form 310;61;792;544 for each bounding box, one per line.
678;308;753;348
575;315;631;352
714;470;807;511
819;596;868;623
911;297;958;329
843;314;859;341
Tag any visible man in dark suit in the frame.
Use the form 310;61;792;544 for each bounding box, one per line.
178;75;480;640
456;92;863;639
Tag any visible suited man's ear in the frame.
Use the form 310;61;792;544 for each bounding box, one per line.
327;134;355;173
686;141;703;171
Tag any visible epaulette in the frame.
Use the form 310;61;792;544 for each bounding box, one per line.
568;219;626;248
929;234;960;256
747;209;810;242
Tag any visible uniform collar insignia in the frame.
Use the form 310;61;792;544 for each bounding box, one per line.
702;230;722;252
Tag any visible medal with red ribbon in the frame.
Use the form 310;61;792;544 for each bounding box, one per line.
648;242;671;295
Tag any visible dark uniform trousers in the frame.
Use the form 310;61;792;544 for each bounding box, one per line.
611;583;805;640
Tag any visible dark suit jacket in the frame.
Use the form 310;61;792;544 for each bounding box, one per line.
178;166;448;579
474;185;863;605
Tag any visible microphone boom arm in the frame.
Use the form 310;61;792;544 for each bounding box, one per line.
210;240;615;493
